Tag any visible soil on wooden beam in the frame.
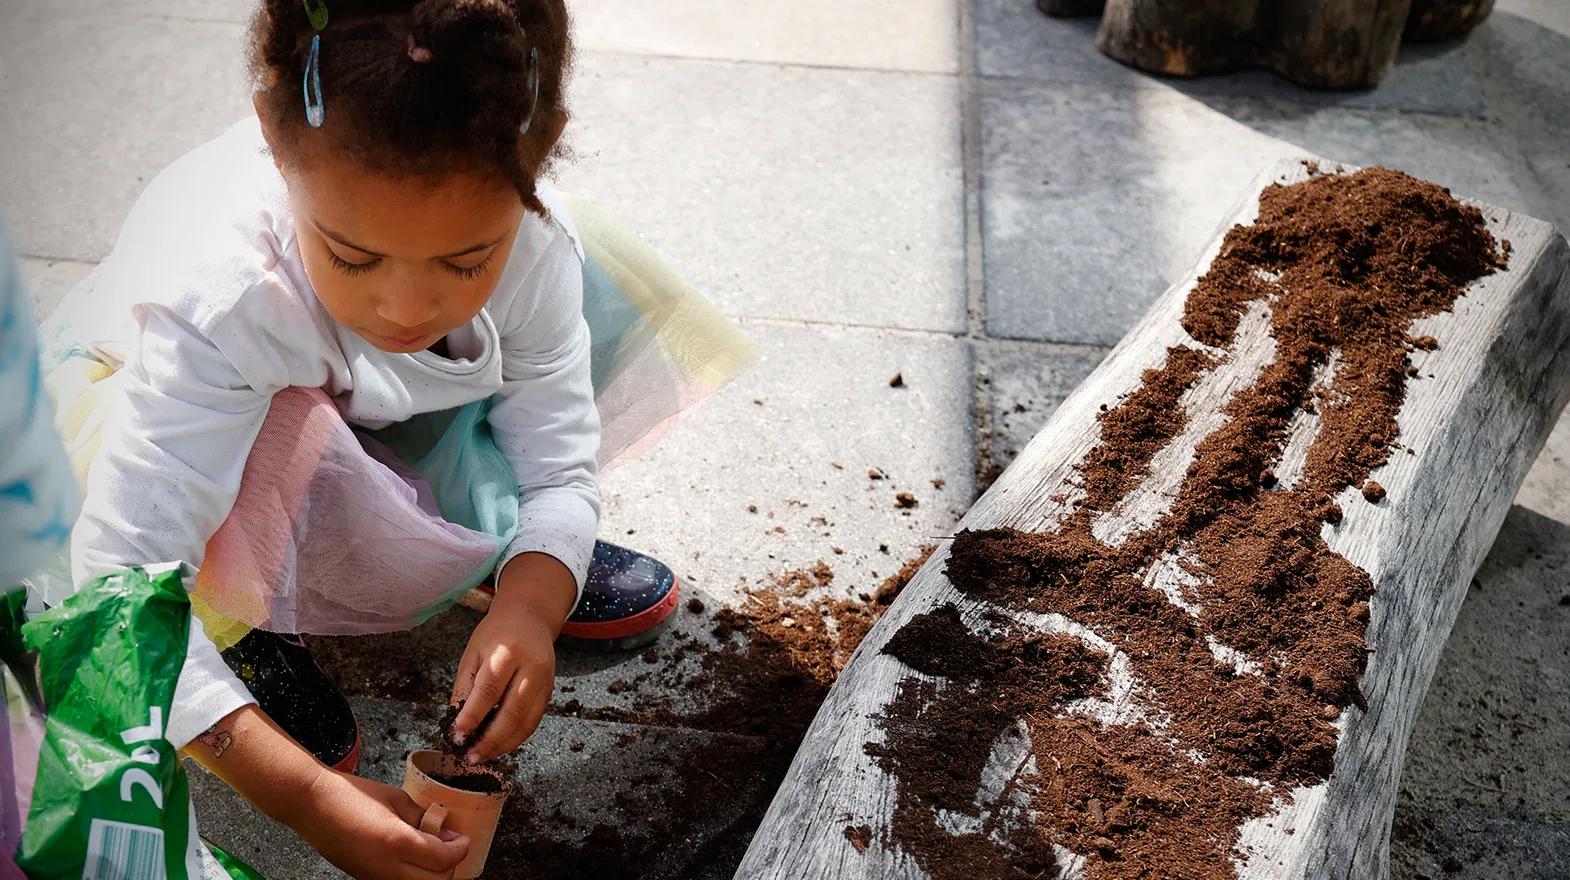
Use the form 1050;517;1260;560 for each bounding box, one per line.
869;167;1508;880
482;546;936;878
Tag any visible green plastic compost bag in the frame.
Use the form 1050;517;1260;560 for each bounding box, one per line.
4;564;257;879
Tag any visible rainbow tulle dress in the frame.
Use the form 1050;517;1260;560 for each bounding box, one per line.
28;194;757;651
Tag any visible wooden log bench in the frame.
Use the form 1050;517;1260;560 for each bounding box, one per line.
1035;0;1495;87
733;160;1570;880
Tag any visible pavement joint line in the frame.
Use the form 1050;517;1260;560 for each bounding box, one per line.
734;312;1121;354
961;0;1008;489
977;336;1111;356
959;0;986;339
582;46;962;81
969;70;1494;123
19;253;98;267
982;329;1124;351
734;313;972;341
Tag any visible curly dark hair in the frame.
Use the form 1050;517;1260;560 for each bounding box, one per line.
248;0;573;216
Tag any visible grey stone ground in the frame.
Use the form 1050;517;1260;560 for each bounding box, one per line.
2;0;1567;877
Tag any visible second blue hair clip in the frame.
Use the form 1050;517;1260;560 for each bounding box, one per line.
303;33;325;128
519;46;540;135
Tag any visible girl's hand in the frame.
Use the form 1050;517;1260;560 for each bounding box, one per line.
184;704;467;880
297;770;470;880
450;552;577;761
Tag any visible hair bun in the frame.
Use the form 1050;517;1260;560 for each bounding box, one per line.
408;0;527;69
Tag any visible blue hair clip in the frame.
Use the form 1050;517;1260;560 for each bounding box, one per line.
301;0;328;127
519;46;540;136
303;33;325;127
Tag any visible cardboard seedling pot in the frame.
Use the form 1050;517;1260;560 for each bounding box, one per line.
403;749;510;878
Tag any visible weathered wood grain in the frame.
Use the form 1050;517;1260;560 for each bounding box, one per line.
733;159;1570;880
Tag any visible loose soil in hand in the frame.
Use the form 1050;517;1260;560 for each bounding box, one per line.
869;167;1508;879
426;703;515;792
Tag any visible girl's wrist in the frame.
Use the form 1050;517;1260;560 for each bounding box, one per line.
292;764;350;829
493;552;578;633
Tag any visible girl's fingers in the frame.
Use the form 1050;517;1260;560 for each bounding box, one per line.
394;823;470;874
453;655;507;741
449;648;480;708
470;674;546;760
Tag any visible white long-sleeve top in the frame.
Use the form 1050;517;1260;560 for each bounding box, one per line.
55;118;601;748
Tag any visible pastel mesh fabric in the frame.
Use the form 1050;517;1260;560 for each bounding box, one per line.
33;197;756;645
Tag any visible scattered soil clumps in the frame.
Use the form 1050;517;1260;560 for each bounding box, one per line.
874;168;1508;879
486;546;937;878
844;824;873;853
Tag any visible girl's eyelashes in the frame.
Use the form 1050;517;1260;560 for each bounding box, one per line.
443;255;494;281
321;243;492;280
326;249;380;277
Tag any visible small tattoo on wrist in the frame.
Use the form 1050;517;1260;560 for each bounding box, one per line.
196;725;234;758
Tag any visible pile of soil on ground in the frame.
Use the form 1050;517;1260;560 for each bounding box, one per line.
871;167;1508;879
484;546;937;878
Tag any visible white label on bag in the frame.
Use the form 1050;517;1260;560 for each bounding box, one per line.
83;818;166;880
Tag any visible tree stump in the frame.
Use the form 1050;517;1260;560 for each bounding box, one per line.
733;160;1570;880
1035;0;1107;18
1405;0;1497;41
1043;0;1497;87
1096;0;1415;88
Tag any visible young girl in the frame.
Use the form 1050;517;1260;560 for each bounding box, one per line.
38;0;751;875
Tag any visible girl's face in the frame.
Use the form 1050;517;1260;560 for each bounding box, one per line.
283;151;527;354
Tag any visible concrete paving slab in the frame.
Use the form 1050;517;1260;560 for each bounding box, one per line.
1497;0;1570;37
1394;506;1570;820
1391;811;1570;880
1391;501;1570;877
1517;407;1570;526
1211;95;1530;211
572;0;959;74
189;700;772;880
1467;11;1570;234
556;52;966;333
5;0;244;23
19;257;93;322
972;0;1487;117
583;317;975;703
978;81;1283;344
0;12;251;262
974;337;1105;488
979;79;1531;344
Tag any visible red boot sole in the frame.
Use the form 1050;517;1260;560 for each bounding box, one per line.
559;576;681;641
